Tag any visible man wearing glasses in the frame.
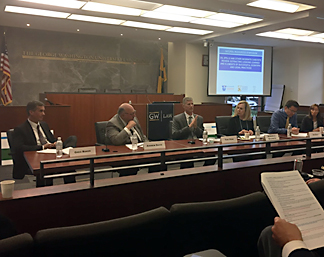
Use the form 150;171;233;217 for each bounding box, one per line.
106;103;147;146
268;100;300;135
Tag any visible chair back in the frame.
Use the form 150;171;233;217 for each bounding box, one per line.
256;116;271;133
6;129;15;155
297;113;305;128
169;120;173;140
94;121;108;145
215;116;232;135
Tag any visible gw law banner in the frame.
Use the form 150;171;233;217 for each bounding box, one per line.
147;103;174;141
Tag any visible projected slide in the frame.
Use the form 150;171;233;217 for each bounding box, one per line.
216;47;264;95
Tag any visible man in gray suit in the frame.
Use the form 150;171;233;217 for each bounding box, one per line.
172;97;215;168
172;97;204;140
106;103;148;176
106;103;147;146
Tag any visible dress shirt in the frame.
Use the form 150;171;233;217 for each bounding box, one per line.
283;240;308;257
120;116;142;141
27;119;49;148
268;108;298;134
184;112;194;126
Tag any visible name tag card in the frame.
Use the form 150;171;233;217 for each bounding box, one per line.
143;141;166;150
220;136;237;144
309;132;322;138
69;146;96;157
264;134;280;141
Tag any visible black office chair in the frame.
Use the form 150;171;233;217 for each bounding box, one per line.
169;120;173;140
256;116;271;133
215;116;232;136
297;113;306;128
95;121;108;146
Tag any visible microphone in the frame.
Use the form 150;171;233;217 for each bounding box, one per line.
44;98;55;105
102;128;110;152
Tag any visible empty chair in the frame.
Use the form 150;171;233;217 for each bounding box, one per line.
78;88;97;93
104;88;121;93
215;116;232;136
94;121;108;145
256;116;271;133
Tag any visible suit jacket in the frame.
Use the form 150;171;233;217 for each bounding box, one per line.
301;116;324;132
227;116;254;136
13;120;56;179
171;113;204;140
289;248;322;257
106;115;147;146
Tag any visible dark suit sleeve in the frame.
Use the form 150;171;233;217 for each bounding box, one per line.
227;117;239;136
172;116;190;140
14;126;42;153
40;122;56;143
192;115;204;138
289;248;318;257
301;116;312;132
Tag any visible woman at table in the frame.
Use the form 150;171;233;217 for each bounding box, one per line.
227;100;254;136
301;104;324;132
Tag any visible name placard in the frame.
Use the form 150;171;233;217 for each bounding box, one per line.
69;146;96;157
309;132;322;138
264;134;280;141
143;141;166;150
220;136;238;144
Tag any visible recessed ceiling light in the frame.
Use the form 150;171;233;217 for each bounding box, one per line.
247;0;314;13
313;33;324;39
82;2;142;16
141;11;193;22
158;38;161;40
256;31;291;39
289;35;323;43
276;28;313;36
166;27;213;35
122;21;171;30
153;5;215;18
208;13;262;24
120;34;123;36
76;28;79;31
5;5;70;18
18;0;86;9
68;14;125;25
26;23;30;26
190;18;241;28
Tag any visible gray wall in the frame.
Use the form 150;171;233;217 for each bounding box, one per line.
0;26;167;105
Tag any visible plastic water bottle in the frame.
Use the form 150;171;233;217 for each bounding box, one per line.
287;123;292;138
56;137;63;158
203;130;208;144
130;135;138;150
255;126;260;141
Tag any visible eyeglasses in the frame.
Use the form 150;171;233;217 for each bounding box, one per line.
288;108;297;113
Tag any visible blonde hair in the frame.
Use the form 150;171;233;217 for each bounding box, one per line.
233;100;252;121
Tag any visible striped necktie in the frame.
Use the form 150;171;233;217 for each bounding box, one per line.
285;116;289;129
37;125;47;145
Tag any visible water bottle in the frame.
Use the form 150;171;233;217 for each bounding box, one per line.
255;126;260;141
203;130;208;144
130;135;138;150
287;123;292;138
56;137;63;158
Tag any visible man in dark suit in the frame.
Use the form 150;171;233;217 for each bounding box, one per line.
106;103;148;176
258;217;324;257
171;97;215;168
14;100;76;185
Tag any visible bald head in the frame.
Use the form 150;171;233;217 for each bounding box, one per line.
118;103;136;123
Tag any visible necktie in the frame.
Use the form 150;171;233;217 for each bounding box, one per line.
188;116;193;125
37;125;47;145
285;116;289;129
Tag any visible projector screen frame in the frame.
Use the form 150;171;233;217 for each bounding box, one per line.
207;42;273;97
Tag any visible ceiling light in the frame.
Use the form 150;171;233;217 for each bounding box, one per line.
208;13;262;24
26;23;30;26
82;2;142;16
247;0;299;13
122;21;171;30
68;14;125;25
313;33;324;39
153;5;215;18
290;35;323;43
190;18;241;28
141;11;193;22
18;0;86;9
5;6;70;18
276;28;313;36
256;31;291;39
166;27;213;35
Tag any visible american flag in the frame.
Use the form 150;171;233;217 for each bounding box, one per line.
1;36;12;106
